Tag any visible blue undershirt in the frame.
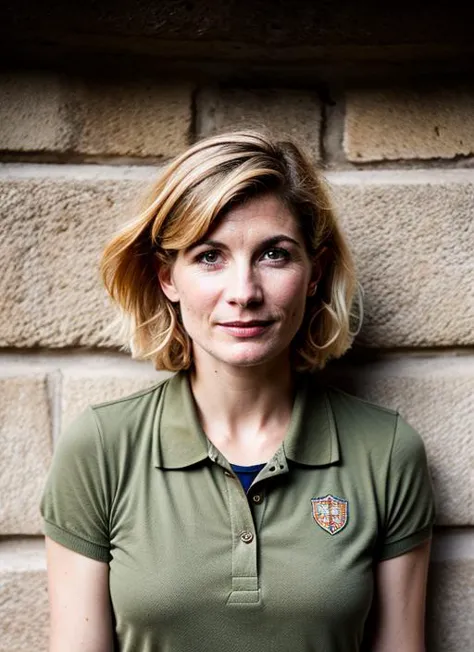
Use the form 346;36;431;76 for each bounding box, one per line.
230;463;266;493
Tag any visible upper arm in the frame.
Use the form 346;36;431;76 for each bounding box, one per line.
380;415;435;560
46;537;114;652
370;539;431;652
40;408;111;561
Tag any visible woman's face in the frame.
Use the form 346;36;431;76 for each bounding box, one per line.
158;193;315;372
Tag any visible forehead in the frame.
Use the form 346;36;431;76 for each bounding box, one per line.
208;193;301;241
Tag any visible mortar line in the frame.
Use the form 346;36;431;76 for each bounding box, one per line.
46;369;63;444
1;162;474;182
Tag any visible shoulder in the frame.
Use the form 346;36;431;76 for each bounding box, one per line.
316;380;425;457
325;383;398;420
58;375;174;458
322;381;398;436
88;375;172;434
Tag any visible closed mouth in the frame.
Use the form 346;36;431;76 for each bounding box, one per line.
219;320;273;327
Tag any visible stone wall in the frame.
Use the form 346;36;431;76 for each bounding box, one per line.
0;69;473;650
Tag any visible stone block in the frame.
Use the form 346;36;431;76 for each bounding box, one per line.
0;73;193;158
427;559;474;651
75;79;193;157
197;87;321;161
327;169;474;347
344;86;474;161
0;165;156;348
61;371;170;430
0;72;70;152
0;540;48;652
325;358;474;526
0;376;52;534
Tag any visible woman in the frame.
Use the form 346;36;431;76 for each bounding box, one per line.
41;130;434;651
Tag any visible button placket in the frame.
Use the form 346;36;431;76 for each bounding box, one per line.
223;468;260;605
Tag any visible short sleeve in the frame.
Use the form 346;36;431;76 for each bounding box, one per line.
40;407;111;562
379;414;435;561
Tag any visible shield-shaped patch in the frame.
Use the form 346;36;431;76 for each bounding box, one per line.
311;494;349;535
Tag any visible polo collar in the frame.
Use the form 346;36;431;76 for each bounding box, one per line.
282;373;340;466
154;371;209;469
154;371;340;469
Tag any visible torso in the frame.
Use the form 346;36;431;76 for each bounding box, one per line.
42;370;434;652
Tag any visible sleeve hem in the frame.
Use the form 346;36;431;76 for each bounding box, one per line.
44;520;111;563
379;524;433;561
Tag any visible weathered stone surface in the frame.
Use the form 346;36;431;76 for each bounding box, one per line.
75;79;193;157
0;165;156;348
0;376;52;534
427;559;474;651
197;87;321;160
0;73;193;158
326;169;474;347
0;72;70;152
61;371;170;430
344;86;474;161
0;541;48;652
325;358;474;525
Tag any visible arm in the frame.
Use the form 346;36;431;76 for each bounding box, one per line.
371;539;431;652
46;537;114;652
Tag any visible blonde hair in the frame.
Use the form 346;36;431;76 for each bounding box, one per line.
100;130;360;371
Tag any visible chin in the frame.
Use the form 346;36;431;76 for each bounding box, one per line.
214;343;290;369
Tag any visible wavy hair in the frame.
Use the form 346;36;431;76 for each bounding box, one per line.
100;130;360;371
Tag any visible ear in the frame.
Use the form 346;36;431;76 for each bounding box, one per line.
155;259;180;303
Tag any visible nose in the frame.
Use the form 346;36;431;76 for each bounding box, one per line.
225;262;263;307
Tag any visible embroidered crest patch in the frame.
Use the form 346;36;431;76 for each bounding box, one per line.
311;494;349;535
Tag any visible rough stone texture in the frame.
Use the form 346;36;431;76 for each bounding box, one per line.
0;544;48;652
197;87;321;161
61;372;169;431
426;560;474;652
0;73;193;158
325;359;474;526
0;72;71;152
0;376;52;534
326;169;474;348
2;167;474;350
0;167;156;348
344;86;474;161
75;79;193;157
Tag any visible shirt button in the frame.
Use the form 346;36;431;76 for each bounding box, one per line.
252;494;263;504
240;531;254;544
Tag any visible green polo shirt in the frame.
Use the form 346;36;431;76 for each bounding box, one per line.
40;371;434;652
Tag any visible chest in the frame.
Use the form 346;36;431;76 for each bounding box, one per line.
107;459;380;647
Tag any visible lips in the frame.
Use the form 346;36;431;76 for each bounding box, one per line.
216;320;275;338
219;320;272;327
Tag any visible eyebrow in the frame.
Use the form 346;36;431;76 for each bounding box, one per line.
187;234;302;252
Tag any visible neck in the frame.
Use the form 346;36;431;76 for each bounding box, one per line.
189;354;295;464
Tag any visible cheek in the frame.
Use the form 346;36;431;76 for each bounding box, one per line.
271;275;308;314
177;283;217;320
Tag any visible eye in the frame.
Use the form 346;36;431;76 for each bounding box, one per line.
196;250;222;266
262;247;290;262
